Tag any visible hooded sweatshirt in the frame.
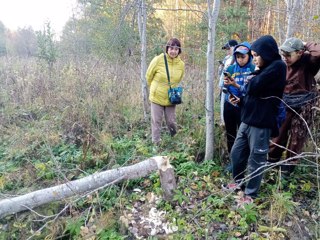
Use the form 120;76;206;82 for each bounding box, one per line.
240;35;286;136
225;41;255;101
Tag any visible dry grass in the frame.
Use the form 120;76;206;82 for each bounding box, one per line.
0;55;221;141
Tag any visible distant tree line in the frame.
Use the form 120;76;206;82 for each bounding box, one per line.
0;0;319;63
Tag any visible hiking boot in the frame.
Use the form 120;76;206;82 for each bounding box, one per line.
280;164;295;177
267;156;280;163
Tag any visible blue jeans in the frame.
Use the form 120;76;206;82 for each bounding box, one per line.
230;123;271;198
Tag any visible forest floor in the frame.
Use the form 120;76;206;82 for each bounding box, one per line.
0;117;319;240
0;59;319;239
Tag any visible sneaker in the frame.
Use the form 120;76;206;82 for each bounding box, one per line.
221;183;241;192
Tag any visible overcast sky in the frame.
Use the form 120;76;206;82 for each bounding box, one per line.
0;0;77;34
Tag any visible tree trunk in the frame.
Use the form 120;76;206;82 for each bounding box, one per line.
277;0;282;43
286;0;302;38
247;0;254;41
0;156;174;219
138;0;149;121
204;0;220;161
159;166;177;201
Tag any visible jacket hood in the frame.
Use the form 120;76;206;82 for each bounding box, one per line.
251;35;281;66
233;42;252;56
233;41;252;67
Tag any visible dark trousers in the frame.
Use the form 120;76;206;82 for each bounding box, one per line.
269;103;314;161
230;123;271;198
223;101;241;153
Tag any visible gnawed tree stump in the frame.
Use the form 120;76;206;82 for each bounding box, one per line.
159;161;177;201
0;156;176;219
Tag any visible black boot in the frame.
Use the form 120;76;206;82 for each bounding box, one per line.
280;164;295;179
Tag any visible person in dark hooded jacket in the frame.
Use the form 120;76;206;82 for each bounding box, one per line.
222;42;255;171
223;35;286;203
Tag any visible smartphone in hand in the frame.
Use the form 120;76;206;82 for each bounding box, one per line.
222;87;239;105
223;71;231;78
222;87;236;99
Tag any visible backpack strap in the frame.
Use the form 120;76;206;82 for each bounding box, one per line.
163;53;172;90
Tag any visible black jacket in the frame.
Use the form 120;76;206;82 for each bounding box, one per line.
241;35;286;137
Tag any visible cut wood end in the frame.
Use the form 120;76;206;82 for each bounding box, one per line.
152;156;172;171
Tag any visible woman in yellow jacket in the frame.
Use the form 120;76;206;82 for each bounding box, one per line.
146;38;185;144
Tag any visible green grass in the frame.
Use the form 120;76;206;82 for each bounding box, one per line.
0;57;319;239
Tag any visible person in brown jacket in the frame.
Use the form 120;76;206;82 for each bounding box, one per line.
268;37;320;175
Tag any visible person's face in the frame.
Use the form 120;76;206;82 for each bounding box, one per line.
226;46;234;56
235;53;249;67
251;50;264;68
281;50;303;66
167;46;180;59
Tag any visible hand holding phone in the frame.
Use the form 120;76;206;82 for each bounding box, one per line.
223;72;235;87
222;87;236;99
223;71;231;78
222;87;239;105
229;94;240;105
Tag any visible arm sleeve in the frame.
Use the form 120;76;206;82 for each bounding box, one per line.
247;62;286;96
305;42;320;72
180;62;185;82
218;72;224;88
219;64;234;88
239;85;246;94
146;55;160;87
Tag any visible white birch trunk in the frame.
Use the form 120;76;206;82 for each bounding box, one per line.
285;0;302;38
277;0;283;43
138;0;149;121
0;156;173;219
204;0;220;161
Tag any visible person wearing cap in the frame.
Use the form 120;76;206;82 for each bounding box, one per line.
268;37;320;175
218;39;238;126
222;39;239;51
221;42;255;171
223;35;286;203
146;38;185;145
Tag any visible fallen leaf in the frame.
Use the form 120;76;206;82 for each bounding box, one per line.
80;226;89;236
285;221;293;227
303;210;310;217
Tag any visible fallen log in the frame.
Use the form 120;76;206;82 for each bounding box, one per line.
0;156;176;219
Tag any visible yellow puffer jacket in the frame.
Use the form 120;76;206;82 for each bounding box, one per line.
146;53;185;106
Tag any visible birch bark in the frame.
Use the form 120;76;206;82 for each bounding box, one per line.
0;156;174;219
204;0;220;161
